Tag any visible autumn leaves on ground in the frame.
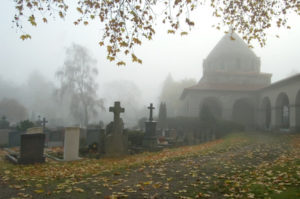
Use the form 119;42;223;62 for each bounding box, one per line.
0;133;300;199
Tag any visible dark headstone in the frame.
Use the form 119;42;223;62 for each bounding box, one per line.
145;121;157;138
19;133;45;164
6;133;45;164
143;103;158;147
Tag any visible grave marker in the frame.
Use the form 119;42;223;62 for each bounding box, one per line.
64;127;80;161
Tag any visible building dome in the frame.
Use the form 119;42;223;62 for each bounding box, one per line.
203;32;261;74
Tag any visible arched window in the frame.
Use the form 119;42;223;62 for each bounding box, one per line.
275;93;290;129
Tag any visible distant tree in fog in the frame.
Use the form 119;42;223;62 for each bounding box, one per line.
159;74;196;117
0;98;28;122
56;44;104;126
102;80;143;127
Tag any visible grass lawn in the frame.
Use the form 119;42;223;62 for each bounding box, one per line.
0;132;299;199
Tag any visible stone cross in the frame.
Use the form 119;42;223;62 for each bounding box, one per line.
109;101;125;122
41;117;48;131
148;103;155;121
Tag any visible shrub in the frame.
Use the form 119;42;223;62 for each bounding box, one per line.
16;120;34;132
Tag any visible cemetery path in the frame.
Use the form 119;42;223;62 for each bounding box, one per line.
0;132;300;199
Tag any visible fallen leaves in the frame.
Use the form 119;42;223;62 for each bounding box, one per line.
1;133;300;198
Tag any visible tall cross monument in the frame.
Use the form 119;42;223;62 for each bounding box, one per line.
109;101;125;122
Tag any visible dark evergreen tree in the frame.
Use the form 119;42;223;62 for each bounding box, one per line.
16;120;35;132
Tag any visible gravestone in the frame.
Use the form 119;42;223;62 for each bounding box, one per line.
8;131;23;147
0;129;10;147
6;130;45;164
143;103;158;147
104;101;128;156
18;133;45;164
64;127;80;161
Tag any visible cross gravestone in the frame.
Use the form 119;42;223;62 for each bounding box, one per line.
64;127;80;161
104;101;128;156
148;103;155;121
143;103;158;147
109;101;125;124
6;127;45;164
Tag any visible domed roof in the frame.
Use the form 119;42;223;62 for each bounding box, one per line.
207;32;256;59
204;32;260;73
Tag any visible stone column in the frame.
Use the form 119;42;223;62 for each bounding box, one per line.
289;104;296;132
270;107;277;131
64;127;80;161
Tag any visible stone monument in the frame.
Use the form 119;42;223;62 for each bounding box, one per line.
64;127;80;161
104;101;128;156
143;103;158;147
6;127;45;164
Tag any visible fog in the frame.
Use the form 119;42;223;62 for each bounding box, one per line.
0;1;300;127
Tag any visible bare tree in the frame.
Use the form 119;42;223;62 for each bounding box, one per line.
56;44;104;126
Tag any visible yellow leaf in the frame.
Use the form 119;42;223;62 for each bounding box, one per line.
180;32;188;36
132;38;141;45
65;188;72;193
28;15;37;26
143;181;153;185
77;7;83;14
4;170;10;174
74;187;84;192
167;30;175;34
59;11;64;18
20;34;31;40
34;189;44;194
117;61;126;66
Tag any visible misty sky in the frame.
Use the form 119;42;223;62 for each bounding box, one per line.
1;1;300;105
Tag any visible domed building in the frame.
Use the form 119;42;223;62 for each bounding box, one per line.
180;32;300;131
